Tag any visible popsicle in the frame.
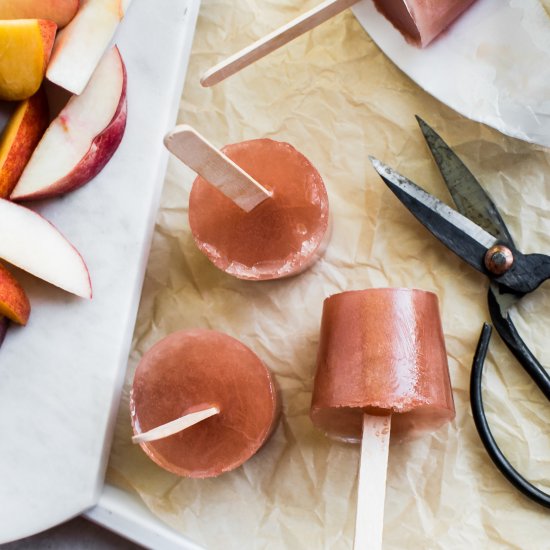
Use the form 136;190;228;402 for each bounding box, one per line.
310;288;455;549
165;127;330;281
131;329;280;478
201;0;477;87
373;0;476;47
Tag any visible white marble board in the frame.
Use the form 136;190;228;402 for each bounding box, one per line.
0;0;200;542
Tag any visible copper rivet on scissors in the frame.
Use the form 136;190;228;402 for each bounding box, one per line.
484;245;514;275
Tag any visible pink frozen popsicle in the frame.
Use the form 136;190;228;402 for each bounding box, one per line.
188;138;330;281
310;289;455;549
311;288;455;441
373;0;476;47
131;330;280;478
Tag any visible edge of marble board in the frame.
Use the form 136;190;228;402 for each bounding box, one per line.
0;0;201;543
85;484;205;550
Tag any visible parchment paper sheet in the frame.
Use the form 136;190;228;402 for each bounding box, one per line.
107;1;550;548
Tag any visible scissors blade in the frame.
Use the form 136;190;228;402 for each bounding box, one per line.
370;157;498;274
416;116;515;248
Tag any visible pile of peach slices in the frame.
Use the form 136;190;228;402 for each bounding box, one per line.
0;0;131;345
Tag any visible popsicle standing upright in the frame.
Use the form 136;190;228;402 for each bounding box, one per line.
164;126;329;280
310;289;455;549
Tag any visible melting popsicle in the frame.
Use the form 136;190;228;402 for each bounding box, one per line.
131;329;280;478
310;288;455;549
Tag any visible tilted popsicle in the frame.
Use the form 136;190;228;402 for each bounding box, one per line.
201;0;477;86
310;289;455;549
131;330;280;478
373;0;476;47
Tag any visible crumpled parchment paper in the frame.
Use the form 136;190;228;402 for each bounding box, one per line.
107;1;550;548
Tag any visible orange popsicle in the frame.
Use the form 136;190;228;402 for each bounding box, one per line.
311;288;455;442
131;330;280;478
189;138;329;280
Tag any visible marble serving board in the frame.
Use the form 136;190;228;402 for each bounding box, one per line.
353;0;550;148
0;0;200;542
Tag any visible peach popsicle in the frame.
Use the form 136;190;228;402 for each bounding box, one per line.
165;127;329;281
131;330;280;478
201;0;477;87
373;0;476;47
310;289;455;549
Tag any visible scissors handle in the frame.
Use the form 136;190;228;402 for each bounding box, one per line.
470;324;550;508
487;289;550;399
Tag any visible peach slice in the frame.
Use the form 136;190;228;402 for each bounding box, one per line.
0;199;92;298
0;19;57;101
47;0;132;95
0;262;30;325
0;88;49;198
11;47;127;202
0;0;79;29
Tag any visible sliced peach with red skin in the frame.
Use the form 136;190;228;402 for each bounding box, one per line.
0;0;79;29
12;47;127;201
0;262;30;325
0;87;49;198
0;19;57;101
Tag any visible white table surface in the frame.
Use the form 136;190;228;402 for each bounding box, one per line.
0;518;142;550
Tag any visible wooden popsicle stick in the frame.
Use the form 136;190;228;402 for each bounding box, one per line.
132;405;220;444
164;125;271;213
354;413;391;550
200;0;360;87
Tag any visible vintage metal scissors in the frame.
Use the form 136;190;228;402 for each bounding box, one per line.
370;117;550;508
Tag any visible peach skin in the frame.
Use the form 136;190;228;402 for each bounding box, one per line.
11;47;127;201
0;262;30;325
0;87;49;198
0;0;79;28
